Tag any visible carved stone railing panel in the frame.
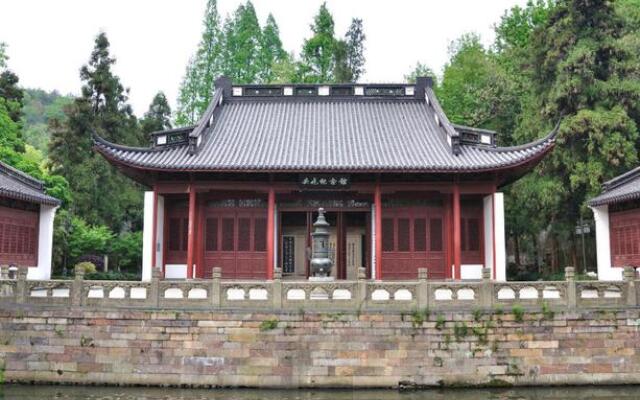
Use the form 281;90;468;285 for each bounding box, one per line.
1;275;638;310
494;282;566;303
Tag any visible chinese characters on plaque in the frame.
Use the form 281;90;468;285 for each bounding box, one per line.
299;174;350;189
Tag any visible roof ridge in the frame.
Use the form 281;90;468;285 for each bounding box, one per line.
602;165;640;191
482;122;559;153
92;133;161;153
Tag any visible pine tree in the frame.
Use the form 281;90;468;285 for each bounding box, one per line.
300;3;337;83
222;1;263;83
175;57;200;125
49;32;143;231
510;0;640;269
259;13;287;82
141;92;172;138
344;18;366;81
175;0;223;125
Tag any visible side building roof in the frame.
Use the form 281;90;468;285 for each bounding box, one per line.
0;161;61;206
94;77;557;183
589;166;640;207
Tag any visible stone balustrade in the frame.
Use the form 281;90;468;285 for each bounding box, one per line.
0;265;637;311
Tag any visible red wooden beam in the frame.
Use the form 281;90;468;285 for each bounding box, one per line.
186;184;196;279
266;187;275;280
453;183;461;280
374;183;383;280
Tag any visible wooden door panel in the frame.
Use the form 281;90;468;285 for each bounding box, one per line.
381;206;445;280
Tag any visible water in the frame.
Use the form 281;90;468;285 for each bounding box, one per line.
1;385;640;400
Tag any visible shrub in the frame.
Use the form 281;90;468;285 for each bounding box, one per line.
77;254;104;271
512;304;525;323
74;262;96;274
259;318;278;331
84;271;139;281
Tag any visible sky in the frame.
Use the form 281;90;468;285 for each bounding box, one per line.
0;0;527;116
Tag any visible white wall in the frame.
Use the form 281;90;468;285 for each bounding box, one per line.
28;204;57;280
591;204;622;281
155;195;165;269
460;264;482;280
494;193;506;281
141;191;154;282
483;195;494;279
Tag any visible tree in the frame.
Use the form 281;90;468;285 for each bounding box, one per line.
404;62;437;84
509;0;640;271
437;34;519;142
259;13;287;82
175;0;223;125
48;32;143;231
175;57;200;125
300;3;337;83
141;92;172;138
344;18;366;81
221;1;263;83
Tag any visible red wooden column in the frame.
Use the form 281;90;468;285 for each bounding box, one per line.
186;184;196;279
374;183;383;280
453;183;461;280
266;187;275;280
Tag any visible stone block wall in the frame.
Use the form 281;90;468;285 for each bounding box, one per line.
1;306;640;388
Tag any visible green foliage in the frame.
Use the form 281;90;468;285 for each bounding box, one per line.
48;32;144;232
222;1;263;83
85;271;139;281
259;14;287;83
437;33;519;144
110;231;142;273
259;317;279;331
68;217;113;261
140;92;171;138
473;308;483;322
74;261;97;274
404;62;437;84
435;314;446;330
410;308;430;328
21;88;72;155
512;304;525;323
300;3;337;83
541;301;555;320
453;322;469;341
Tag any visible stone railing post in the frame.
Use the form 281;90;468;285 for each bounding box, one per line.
148;267;161;307
417;268;429;309
72;265;85;306
211;267;222;308
0;265;9;280
623;266;637;307
480;267;493;308
272;267;282;309
565;266;576;309
15;267;28;304
356;267;367;306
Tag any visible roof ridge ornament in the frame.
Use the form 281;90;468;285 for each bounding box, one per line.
421;80;461;156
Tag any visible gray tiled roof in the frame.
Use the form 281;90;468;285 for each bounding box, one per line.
95;97;556;173
0;161;60;206
589;167;640;206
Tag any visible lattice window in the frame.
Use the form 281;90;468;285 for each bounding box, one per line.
181;219;189;251
205;218;218;252
254;218;266;252
382;218;395;251
414;218;426;252
238;217;251;251
467;218;480;251
221;218;235;251
168;218;181;251
430;218;443;252
397;218;410;252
